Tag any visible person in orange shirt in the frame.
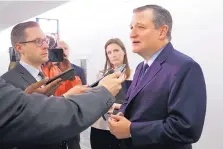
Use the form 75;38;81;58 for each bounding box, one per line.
57;40;87;85
41;60;82;96
41;36;83;96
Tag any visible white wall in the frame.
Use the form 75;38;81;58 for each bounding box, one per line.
0;27;11;73
35;0;144;82
0;0;222;148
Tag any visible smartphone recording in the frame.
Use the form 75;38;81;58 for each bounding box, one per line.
46;68;75;85
48;48;64;62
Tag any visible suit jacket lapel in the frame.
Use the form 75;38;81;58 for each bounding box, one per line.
129;61;162;102
131;62;144;90
15;63;37;85
128;42;173;102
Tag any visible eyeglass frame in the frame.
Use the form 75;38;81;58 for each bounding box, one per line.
19;38;49;47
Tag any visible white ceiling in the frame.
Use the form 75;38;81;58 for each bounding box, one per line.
0;1;69;32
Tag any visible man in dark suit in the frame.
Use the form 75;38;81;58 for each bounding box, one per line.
57;40;87;85
2;21;50;85
1;21;83;149
108;5;206;149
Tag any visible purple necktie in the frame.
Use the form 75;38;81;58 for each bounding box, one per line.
135;63;149;87
141;63;149;76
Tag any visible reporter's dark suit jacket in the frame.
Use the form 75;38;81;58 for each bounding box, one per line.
1;63;80;149
2;63;37;90
119;42;206;149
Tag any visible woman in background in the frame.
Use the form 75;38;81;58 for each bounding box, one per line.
90;38;132;149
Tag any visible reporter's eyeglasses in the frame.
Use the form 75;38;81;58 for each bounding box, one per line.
19;38;49;47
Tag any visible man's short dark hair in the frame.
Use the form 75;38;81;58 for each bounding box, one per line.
134;5;172;41
11;21;39;48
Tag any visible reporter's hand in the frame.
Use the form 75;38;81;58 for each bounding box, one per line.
98;71;124;96
63;85;89;98
25;78;62;96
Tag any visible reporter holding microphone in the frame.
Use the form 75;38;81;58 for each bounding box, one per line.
0;71;123;148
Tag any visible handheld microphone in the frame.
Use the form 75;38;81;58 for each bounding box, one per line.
89;64;126;88
88;69;114;88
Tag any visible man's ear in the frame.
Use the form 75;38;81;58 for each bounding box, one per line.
15;43;23;55
159;25;169;40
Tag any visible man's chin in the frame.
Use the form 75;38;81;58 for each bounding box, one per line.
42;58;49;63
132;48;141;53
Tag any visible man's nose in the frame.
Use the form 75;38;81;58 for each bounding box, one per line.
130;28;137;38
42;41;49;49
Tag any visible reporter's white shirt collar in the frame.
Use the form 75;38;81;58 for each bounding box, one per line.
19;60;42;81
